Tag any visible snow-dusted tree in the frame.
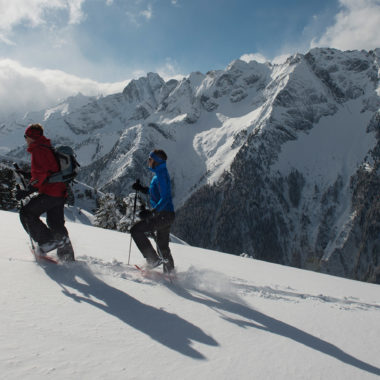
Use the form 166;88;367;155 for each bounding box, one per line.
94;193;125;230
117;192;146;232
0;167;18;211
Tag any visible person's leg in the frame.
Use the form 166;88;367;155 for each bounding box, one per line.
130;219;160;263
45;198;75;261
46;198;68;239
156;225;174;270
19;194;56;244
156;212;175;271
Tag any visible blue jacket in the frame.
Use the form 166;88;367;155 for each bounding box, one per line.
149;162;174;212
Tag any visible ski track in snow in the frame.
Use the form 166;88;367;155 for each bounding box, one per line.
45;255;380;313
4;251;380;314
1;210;380;379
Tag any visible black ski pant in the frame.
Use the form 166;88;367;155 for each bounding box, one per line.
131;211;175;266
19;194;68;245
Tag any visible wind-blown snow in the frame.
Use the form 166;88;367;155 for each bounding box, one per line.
1;209;380;379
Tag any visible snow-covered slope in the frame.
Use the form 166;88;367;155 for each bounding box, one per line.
1;47;379;282
1;209;380;379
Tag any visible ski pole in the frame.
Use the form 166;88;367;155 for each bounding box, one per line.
127;179;139;264
13;163;36;251
13;163;27;189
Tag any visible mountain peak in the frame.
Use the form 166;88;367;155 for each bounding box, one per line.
1;48;379;283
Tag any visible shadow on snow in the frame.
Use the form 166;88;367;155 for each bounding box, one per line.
42;260;380;376
169;272;380;377
42;262;218;360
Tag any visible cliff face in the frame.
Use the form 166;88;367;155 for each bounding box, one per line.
172;48;380;282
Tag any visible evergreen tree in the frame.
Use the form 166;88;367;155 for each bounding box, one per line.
0;167;18;211
117;193;146;232
94;191;147;232
94;193;125;230
66;185;75;206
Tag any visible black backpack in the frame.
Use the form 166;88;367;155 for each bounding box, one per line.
47;145;80;184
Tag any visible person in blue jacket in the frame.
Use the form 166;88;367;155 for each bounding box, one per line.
131;149;175;272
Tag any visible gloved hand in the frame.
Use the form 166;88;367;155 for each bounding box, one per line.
15;185;36;200
138;209;156;220
132;180;149;194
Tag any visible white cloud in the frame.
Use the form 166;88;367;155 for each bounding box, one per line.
311;0;380;50
0;34;16;46
126;2;154;26
156;59;184;81
0;57;187;120
272;54;292;65
240;53;268;64
140;4;153;20
67;0;87;24
0;0;88;45
0;59;129;119
0;0;61;44
240;52;291;66
125;11;139;26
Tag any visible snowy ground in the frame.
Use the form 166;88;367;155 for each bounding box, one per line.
1;209;380;379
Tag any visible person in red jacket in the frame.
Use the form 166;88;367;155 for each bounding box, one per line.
17;124;75;261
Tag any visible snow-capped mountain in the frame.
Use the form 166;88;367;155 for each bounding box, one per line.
1;47;379;282
173;49;380;283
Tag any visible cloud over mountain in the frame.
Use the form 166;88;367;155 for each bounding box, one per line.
312;0;380;50
0;59;128;119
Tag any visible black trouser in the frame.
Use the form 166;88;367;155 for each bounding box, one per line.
131;211;175;266
20;194;68;245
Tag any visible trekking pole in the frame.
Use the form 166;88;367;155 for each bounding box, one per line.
13;163;27;189
127;179;139;265
13;163;36;251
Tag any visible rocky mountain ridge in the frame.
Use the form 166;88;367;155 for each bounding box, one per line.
1;47;379;282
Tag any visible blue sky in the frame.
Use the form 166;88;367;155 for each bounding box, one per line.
0;0;340;81
73;0;339;81
0;0;379;116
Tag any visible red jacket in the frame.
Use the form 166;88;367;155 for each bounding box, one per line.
27;136;67;198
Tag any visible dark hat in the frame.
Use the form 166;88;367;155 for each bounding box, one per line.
25;124;44;139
